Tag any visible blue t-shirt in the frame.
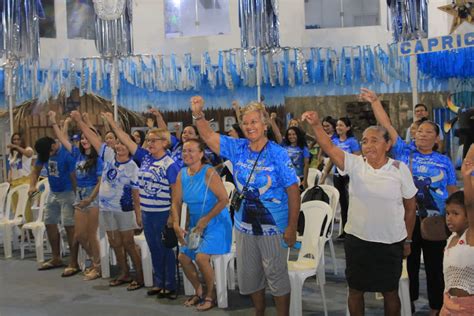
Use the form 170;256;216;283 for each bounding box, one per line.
220;135;299;236
333;136;360;154
283;145;310;178
35;145;75;193
134;147;179;212
392;137;456;216
99;144;139;212
71;146;103;188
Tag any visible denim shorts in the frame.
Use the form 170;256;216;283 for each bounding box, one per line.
44;191;75;226
74;186;99;210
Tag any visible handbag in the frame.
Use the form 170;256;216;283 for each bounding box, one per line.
420;215;449;241
161;225;178;249
231;143;267;212
186;168;213;250
409;152;449;242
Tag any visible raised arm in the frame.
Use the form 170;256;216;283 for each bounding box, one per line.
232;101;242;124
70;111;103;153
190;96;220;155
48;111;72;152
102;112;138;155
462;144;474;221
6;144;33;158
301;111;345;170
269;112;283;144
149;108;168;130
360;88;399;144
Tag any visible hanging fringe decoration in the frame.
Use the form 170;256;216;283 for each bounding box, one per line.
238;0;280;49
387;0;429;42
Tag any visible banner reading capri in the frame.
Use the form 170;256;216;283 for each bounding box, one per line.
398;32;474;56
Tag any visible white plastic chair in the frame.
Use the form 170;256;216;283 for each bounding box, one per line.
288;200;331;316
307;168;322;187
134;232;153;287
20;179;49;262
0;183;11;220
0;183;30;258
318;184;340;276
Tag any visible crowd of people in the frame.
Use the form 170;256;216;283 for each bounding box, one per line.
4;88;473;315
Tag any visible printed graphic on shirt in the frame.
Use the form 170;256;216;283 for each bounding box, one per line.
220;136;298;236
48;160;59;177
284;145;309;178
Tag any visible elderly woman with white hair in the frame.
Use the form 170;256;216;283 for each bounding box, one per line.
190;96;300;316
302;108;417;316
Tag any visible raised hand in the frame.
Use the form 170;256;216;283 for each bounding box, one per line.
101;112;114;124
70;111;82;122
270;112;277;120
461;158;474;178
359;88;379;103
47;111;57;124
190;96;205;114
301;111;321;126
232;100;239;110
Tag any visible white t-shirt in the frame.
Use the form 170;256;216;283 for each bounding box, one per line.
8;147;33;180
99;144;139;212
340;152;417;244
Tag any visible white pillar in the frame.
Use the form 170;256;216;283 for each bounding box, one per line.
410;55;418;111
256;48;261;102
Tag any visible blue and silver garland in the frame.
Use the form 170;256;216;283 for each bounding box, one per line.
387;0;428;42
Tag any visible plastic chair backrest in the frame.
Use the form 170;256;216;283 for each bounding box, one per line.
223;182;235;198
318;185;339;217
35;179;50;223
0;182;11;219
297;201;332;263
180;203;187;229
307;168;322;187
4;184;30;220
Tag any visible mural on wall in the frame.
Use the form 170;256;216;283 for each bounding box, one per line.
39;0;56;38
67;0;96;39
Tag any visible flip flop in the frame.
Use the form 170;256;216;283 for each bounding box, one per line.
196;298;216;312
126;281;144;291
38;261;65;271
61;267;81;277
109;277;132;287
184;295;202;307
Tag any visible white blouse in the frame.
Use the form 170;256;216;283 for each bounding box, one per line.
340;152;418;244
8;148;33;180
443;230;474;295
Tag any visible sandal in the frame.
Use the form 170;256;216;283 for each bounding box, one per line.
83;269;101;281
158;289;177;300
147;288;163;296
61;267;81;278
109;277;132;287
38;260;65;271
184;295;202;307
126;280;144;291
196;298;216;311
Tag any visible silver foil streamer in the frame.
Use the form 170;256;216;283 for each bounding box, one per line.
1;0;42;60
94;0;132;58
239;0;280;49
388;0;428;42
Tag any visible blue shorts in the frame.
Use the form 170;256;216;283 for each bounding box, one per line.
44;191;75;226
74;186;99;209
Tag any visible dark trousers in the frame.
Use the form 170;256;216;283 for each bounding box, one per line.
333;174;349;232
407;216;446;310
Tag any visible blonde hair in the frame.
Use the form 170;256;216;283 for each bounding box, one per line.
147;128;171;148
240;101;269;125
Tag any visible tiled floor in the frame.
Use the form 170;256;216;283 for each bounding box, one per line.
0;233;431;315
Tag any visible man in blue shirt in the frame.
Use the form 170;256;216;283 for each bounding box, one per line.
30;137;79;276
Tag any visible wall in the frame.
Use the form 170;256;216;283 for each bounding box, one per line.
37;0;457;66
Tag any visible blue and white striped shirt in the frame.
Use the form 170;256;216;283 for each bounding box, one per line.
134;147;179;212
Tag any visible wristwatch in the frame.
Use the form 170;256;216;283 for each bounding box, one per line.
404;239;412;244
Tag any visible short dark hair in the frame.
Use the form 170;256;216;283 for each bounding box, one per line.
446;190;464;207
35;137;56;163
415;103;428;111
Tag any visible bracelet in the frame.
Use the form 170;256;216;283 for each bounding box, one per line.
404;239;412;244
192;112;205;120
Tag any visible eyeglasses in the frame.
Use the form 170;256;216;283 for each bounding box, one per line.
146;138;165;143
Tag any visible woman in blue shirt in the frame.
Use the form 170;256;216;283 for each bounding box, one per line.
48;111;103;280
282;127;310;190
361;88;458;315
171;139;232;311
190;96;300;315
